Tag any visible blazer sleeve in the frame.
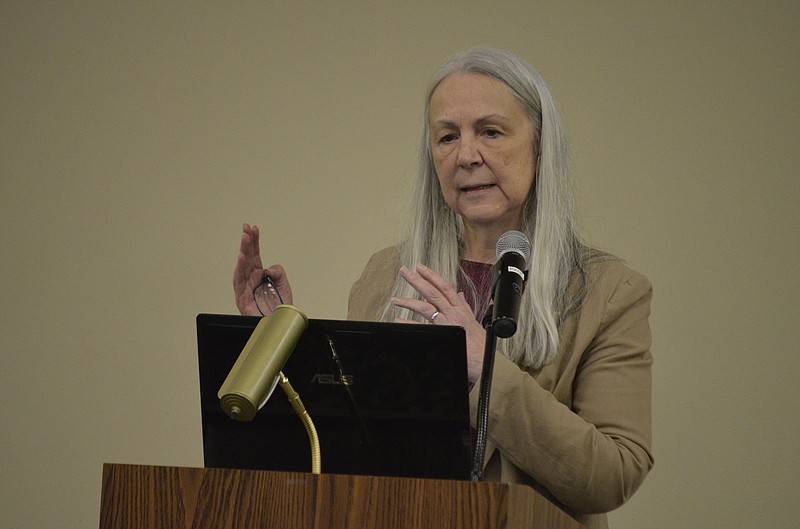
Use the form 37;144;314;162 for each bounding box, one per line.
347;246;400;321
472;263;654;513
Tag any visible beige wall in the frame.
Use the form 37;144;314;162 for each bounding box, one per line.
2;2;798;527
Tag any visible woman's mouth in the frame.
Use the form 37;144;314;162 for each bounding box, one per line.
461;184;495;192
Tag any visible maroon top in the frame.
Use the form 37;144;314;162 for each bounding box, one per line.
458;260;494;319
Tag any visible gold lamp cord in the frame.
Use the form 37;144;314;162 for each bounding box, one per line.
278;371;322;474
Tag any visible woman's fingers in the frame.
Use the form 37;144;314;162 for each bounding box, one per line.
398;265;460;308
391;296;436;320
413;264;464;305
395;264;477;327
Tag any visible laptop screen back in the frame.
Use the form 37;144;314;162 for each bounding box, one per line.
196;313;472;480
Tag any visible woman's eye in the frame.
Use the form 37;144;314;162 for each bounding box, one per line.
484;128;500;138
439;133;457;144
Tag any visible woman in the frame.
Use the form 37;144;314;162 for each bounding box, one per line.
234;48;653;529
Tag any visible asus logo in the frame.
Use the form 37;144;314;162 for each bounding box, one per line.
310;373;354;386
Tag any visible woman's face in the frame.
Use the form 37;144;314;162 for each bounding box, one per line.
429;73;536;235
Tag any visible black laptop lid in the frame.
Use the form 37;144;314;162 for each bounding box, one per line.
196;313;472;480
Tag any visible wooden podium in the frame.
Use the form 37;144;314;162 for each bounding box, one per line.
99;463;582;528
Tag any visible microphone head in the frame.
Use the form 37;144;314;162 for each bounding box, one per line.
496;230;531;262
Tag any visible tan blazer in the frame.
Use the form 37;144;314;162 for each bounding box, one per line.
348;246;654;529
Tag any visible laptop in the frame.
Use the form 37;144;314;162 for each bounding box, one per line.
196;313;472;480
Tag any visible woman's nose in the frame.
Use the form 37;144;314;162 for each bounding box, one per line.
456;137;482;168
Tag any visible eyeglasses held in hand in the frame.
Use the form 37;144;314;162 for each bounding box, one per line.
252;275;285;316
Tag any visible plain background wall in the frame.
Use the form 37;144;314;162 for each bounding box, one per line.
1;1;798;527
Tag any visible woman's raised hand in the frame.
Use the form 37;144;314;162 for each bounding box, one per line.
391;264;486;384
233;223;293;316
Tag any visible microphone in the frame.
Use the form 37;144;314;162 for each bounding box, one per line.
473;230;531;480
218;305;308;421
490;230;531;338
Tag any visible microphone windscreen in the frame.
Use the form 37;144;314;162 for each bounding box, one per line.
496;230;531;261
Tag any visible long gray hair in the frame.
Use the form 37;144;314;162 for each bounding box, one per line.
382;47;591;370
